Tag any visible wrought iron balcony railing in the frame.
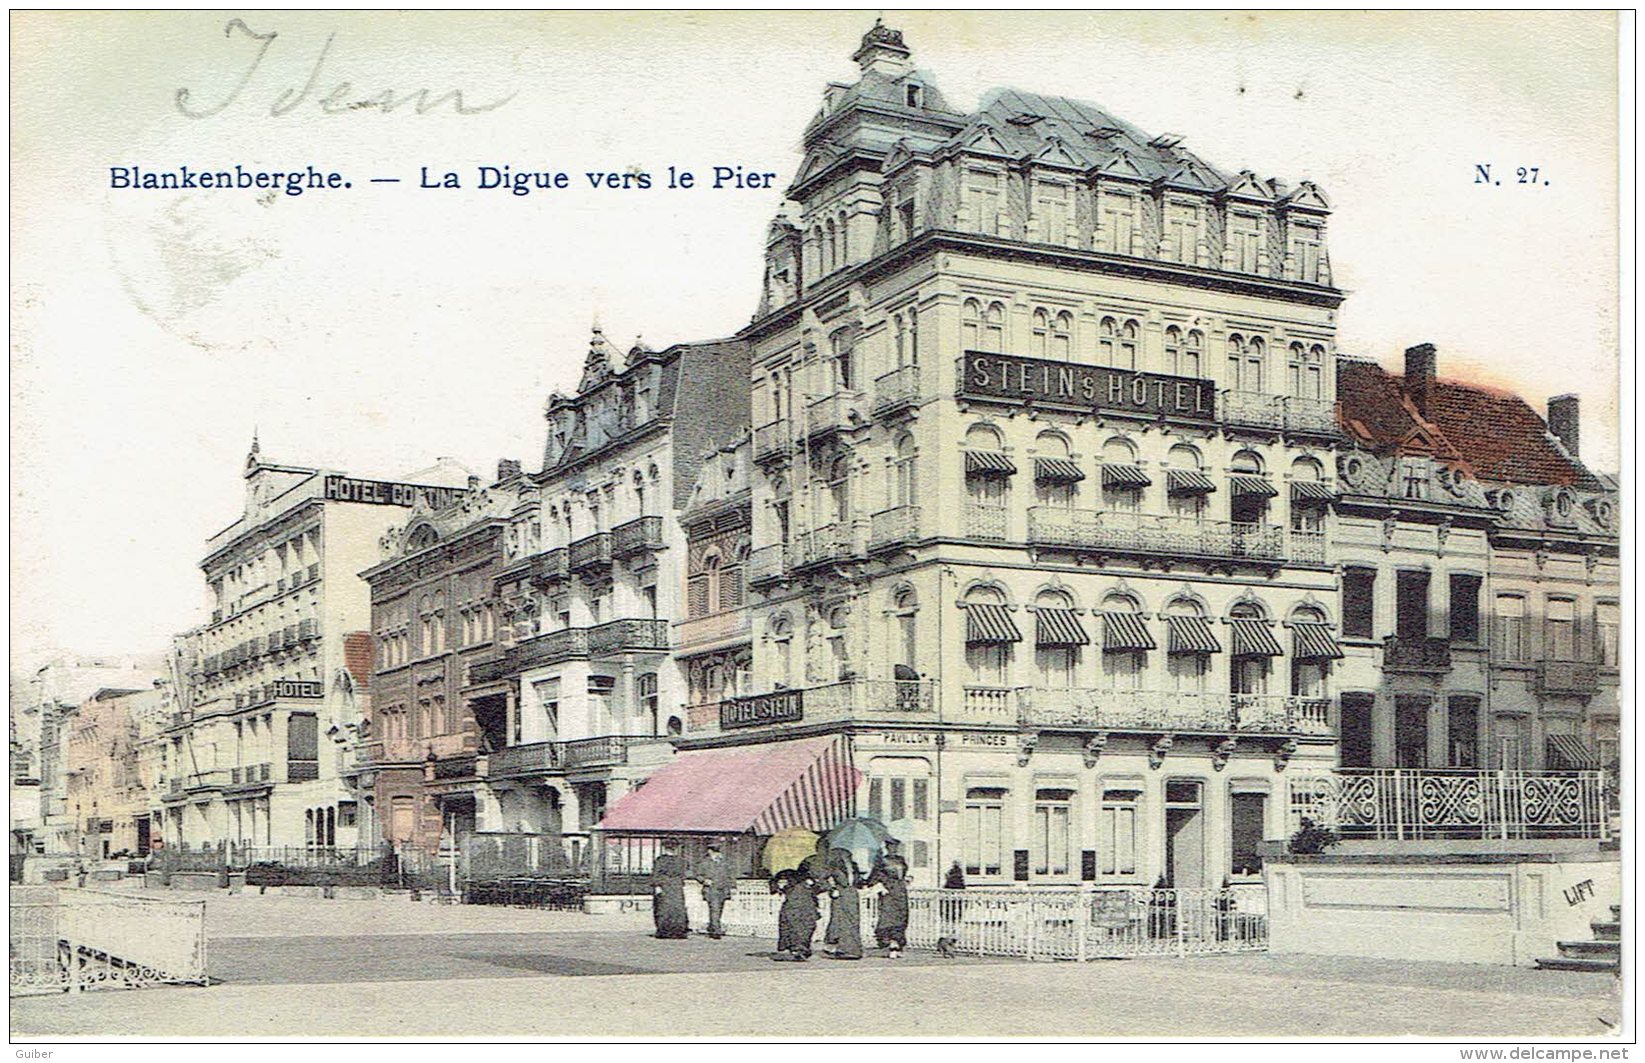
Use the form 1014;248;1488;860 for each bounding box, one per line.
872;365;923;417
753;419;791;463
487;740;563;778
612;516;665;558
469;627;590;684
1382;636;1452;672
1013;688;1332;735
587;618;670;655
676;609;751;649
965;504;1009;541
562;735;633;770
785;523;856;570
526;547;569;586
1027;507;1287;563
1221;391;1336;434
870;505;921;549
1537;660;1601;695
569;532;613;572
748;543;786;585
804;392;858;440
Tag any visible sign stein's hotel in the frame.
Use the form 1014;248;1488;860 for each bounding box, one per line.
603;21;1344;890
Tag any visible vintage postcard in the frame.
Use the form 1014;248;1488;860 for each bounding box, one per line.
8;9;1629;1047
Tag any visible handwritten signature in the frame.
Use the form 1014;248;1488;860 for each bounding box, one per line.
175;19;515;118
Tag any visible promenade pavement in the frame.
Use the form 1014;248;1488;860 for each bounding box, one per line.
10;893;1623;1039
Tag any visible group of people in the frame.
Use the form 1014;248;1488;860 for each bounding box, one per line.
646;838;912;963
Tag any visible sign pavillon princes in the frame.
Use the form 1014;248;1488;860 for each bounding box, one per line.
959;351;1217;420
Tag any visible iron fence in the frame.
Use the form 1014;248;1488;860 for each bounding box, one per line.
11;887;207;995
718;884;1265;960
1288;769;1611;840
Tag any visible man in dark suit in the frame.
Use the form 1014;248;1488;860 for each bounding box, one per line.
696;842;735;939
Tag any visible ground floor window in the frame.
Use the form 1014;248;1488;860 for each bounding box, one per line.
1097;788;1140;877
1448;696;1480;767
962;786;1005;877
1032;788;1074;877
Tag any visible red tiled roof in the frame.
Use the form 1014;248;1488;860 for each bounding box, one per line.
1337;360;1584;487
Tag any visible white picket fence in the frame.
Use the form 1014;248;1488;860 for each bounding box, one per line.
718;884;1267;960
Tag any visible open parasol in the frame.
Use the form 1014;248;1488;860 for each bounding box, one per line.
761;827;820;874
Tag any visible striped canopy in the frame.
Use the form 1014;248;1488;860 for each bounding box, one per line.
1229;617;1284;657
1166;469;1218;495
965;451;1017;476
1229;475;1279;498
1291;621;1345;660
1101;463;1152;488
1290;481;1337;502
1167;615;1222;654
1034;457;1086;484
1035;607;1090;647
597;735;859;835
1102;612;1157;651
965;603;1023;643
1546;734;1600;770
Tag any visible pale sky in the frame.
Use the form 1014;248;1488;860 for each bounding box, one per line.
10;10;1622;661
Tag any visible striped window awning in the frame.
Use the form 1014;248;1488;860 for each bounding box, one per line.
1167;615;1222;654
1102;612;1157;651
1546;734;1601;771
1291;481;1337;502
1291;621;1345;660
1229;617;1284;657
1101;464;1153;488
1035;607;1090;647
965;450;1017;476
1166;470;1218;495
966;603;1023;643
1034;457;1086;484
1230;475;1279;498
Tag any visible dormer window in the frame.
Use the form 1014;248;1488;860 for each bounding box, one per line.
905;84;923;108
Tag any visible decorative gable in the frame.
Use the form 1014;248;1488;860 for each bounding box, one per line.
1032;136;1084;171
1096;149;1149;182
1283;180;1332;213
1225;169;1276;203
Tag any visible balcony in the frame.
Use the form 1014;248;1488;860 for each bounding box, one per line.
1221;392;1337;434
965;504;1009;541
185;770;233;791
1016;689;1332;736
569;532;613;572
804;392;859;440
588;618;670;655
754;419;791;463
469;627;591;684
433;755;478;780
1288;529;1327;565
562;736;635;770
719;679;937;732
287;760;319;783
612;516;665;559
1382;636;1452;673
526;547;569;586
226;763;272;790
869;506;921;550
1538;660;1601;696
872;365;922;417
785;523;856;571
748;543;786;586
1027;508;1287;563
677;609;751;650
487;740;563;778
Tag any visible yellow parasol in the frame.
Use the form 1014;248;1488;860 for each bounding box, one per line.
761;827;820;874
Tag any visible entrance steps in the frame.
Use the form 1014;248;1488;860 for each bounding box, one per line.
1536;904;1621;973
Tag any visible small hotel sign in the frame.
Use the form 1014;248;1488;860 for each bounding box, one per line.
324;475;466;509
960;352;1215;420
721;690;804;730
273;679;324;700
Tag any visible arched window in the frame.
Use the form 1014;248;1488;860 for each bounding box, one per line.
1164;326;1183;375
1287;343;1326;400
828;604;853;680
1033;430;1079;509
1098;593;1150;692
982;302;1005;353
963;424;1012;521
891;587;919;674
1034;588;1082;690
769;615;795;689
1166;444;1210;519
408;524;439;551
419;596;434;657
1164;597;1214;693
823;219;837;273
1183;330;1204;377
1228;600;1276;698
1101;437;1145;513
827;454;852;526
431;592;446;654
891;433;917;509
1031;308;1050;358
908;305;921;366
1118;320;1140;370
633;470;647;516
962;299;982;352
1051;311;1073;360
1098;317;1118;366
837;210;849;265
830;327;854;392
963;585;1015;688
1288;605;1336;700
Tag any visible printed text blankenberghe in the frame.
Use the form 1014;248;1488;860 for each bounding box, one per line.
110;165;348;195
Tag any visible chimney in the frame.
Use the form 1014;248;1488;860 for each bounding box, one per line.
1548;394;1580;456
1404;343;1437;416
496;458;522;482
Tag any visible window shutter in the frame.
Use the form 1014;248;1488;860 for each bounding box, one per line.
688;575;710;617
720;566;744;611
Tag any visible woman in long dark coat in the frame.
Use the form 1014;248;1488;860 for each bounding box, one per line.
824;852;864;960
773;869;820;961
650;847;690;939
866;850;910;958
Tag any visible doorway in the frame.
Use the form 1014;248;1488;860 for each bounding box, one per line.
1395;697;1430;767
1163;780;1205;888
1339;694;1374;768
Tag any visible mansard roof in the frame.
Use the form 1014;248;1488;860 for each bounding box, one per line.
1337;358;1593;489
